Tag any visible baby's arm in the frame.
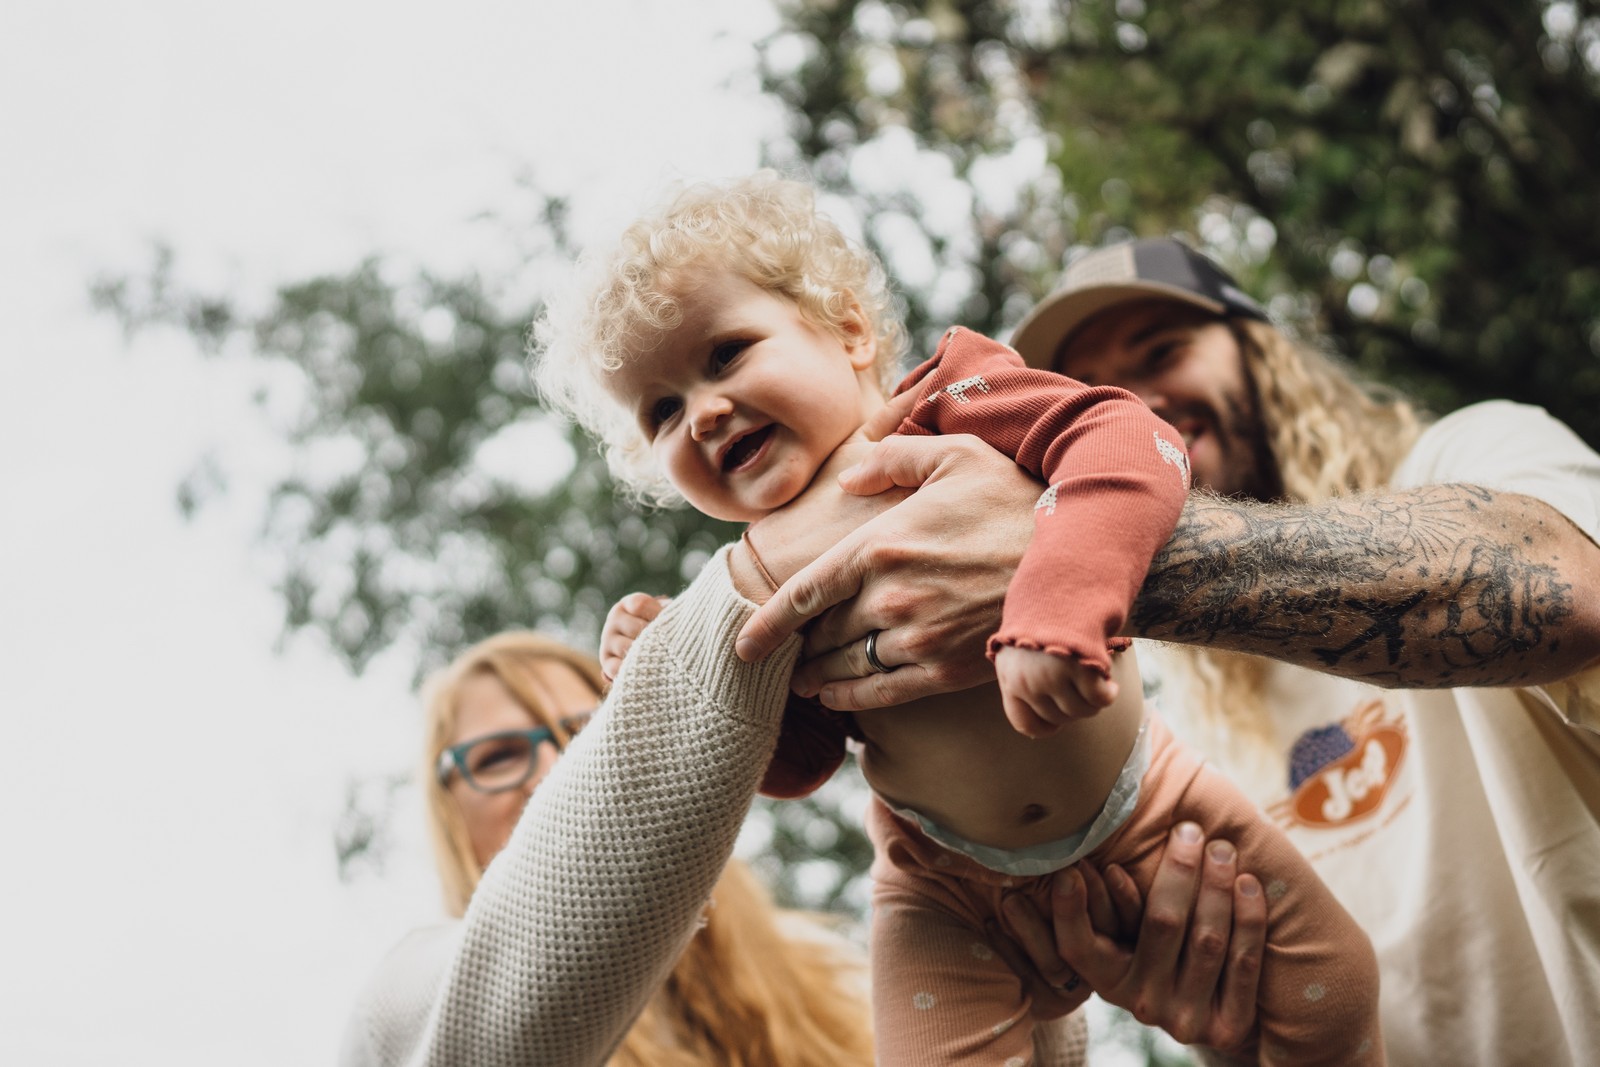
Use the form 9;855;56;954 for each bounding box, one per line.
600;592;670;681
897;327;1189;719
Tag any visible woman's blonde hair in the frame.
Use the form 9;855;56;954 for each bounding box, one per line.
531;171;905;508
422;630;874;1066
1166;318;1428;744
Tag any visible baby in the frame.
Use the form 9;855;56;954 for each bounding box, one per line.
533;173;1383;1066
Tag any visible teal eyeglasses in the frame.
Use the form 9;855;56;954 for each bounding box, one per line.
436;709;596;793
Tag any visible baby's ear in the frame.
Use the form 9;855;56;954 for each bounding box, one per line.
838;291;878;370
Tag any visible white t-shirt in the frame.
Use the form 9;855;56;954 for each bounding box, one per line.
1158;401;1600;1067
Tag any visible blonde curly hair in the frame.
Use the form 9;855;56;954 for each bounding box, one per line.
531;172;906;507
1167;317;1429;745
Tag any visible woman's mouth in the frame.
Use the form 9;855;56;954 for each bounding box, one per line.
722;425;774;473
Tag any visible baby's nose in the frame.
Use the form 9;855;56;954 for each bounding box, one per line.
689;394;732;440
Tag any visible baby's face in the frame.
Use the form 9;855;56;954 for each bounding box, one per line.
606;267;880;522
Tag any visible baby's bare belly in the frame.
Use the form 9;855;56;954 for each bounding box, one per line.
853;682;1144;852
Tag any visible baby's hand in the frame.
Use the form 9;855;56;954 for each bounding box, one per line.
994;645;1119;739
600;592;669;682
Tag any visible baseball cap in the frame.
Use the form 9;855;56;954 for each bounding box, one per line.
1010;238;1269;370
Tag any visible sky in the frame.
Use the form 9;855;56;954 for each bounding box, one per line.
0;2;782;1061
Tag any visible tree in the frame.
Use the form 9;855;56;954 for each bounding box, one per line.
758;0;1600;441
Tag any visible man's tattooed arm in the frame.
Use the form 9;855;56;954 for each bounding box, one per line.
1131;484;1600;688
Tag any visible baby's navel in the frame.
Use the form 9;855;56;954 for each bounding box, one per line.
1019;803;1049;825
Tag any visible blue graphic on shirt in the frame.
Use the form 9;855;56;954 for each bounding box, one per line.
1288;723;1356;791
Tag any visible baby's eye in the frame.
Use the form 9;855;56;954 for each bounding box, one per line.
711;340;748;369
650;396;682;428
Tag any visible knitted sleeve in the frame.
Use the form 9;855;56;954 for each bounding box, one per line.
342;546;801;1067
897;326;1191;677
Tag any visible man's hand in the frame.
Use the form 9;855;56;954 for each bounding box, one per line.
737;433;1039;710
998;823;1266;1053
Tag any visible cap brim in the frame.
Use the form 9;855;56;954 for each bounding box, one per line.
1009;282;1226;370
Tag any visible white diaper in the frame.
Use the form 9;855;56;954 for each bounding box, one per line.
883;719;1151;877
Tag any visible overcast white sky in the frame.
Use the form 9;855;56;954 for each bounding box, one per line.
0;2;782;1061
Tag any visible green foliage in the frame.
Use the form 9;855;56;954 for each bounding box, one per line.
94;243;738;681
759;0;1600;442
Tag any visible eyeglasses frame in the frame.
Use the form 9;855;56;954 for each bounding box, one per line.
437;708;597;794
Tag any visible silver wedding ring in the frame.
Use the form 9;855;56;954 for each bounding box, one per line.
864;629;892;674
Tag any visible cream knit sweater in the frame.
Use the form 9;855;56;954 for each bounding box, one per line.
341;548;801;1066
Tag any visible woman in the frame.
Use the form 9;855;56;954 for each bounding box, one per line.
341;621;880;1066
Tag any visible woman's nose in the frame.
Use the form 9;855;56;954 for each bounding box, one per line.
689;393;733;440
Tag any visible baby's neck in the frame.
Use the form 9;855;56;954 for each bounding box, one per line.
747;424;873;521
733;431;912;594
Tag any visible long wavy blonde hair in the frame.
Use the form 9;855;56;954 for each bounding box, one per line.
1165;318;1428;744
422;631;875;1066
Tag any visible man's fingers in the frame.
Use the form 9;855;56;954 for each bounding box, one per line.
995;898;1077;990
859;389;917;442
984;916;1092;1019
1103;863;1144;935
1173;839;1239;1012
1078;864;1121;940
736;544;868;662
836;433;958;496
815;663;946;711
1210;875;1266;1050
791;631;891;696
984;917;1043;986
1128;822;1206;982
1050;866;1131;993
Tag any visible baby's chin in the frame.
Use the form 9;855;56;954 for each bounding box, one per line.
685;486;787;524
681;496;752;523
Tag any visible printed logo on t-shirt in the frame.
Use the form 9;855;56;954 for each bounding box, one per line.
1269;701;1407;830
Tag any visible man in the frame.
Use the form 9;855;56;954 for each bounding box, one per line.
737;238;1600;1065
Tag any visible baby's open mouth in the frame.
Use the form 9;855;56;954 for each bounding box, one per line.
723;425;773;471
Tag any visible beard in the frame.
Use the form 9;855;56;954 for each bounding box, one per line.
1183;390;1282;501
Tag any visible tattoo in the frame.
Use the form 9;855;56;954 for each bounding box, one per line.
1132;485;1576;687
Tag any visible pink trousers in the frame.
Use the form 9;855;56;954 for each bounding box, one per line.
867;715;1384;1066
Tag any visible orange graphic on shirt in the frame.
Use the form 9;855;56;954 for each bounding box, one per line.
1270;701;1407;830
